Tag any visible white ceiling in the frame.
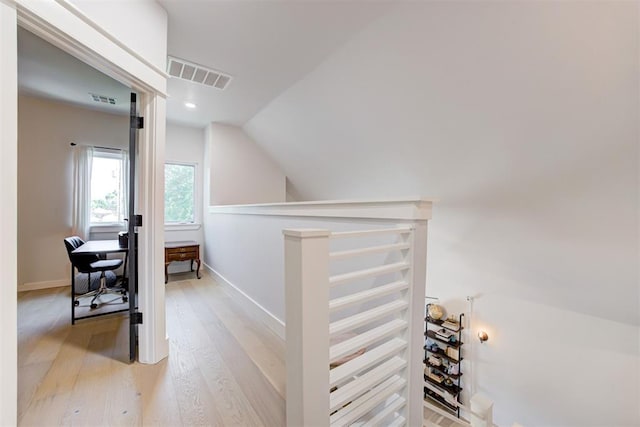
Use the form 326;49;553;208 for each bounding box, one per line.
17;27;131;116
154;1;391;127
17;1;392;128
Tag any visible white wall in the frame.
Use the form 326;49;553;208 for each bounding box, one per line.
67;0;167;71
204;201;429;335
165;123;205;274
244;2;639;426
0;2;18;425
18;94;128;287
206;123;286;205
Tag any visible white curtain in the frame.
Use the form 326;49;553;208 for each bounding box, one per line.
120;149;129;221
71;146;93;240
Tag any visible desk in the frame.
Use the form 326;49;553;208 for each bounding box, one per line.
71;240;129;323
165;240;201;283
73;239;128;256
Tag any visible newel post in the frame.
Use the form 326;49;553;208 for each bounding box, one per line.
408;221;428;426
284;229;331;427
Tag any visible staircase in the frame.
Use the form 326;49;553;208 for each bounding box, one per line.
284;224;428;426
275;198;500;426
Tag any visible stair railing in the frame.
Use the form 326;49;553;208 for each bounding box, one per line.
284;222;428;426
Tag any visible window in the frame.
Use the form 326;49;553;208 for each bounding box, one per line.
165;163;195;223
90;151;127;225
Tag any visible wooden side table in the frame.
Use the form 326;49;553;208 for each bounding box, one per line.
165;240;201;284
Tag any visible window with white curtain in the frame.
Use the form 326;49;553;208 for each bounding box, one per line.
90;150;127;225
72;146;128;239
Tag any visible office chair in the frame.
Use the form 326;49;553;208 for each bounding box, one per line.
64;236;127;312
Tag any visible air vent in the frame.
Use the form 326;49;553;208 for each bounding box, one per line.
90;93;117;105
167;56;232;90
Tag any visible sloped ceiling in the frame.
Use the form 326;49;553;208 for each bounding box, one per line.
18;1;393;127
244;2;639;325
158;0;393;126
244;3;639;424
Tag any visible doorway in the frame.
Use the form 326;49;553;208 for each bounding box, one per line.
17;24;141;359
1;2;168;424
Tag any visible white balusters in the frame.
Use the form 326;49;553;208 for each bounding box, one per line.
284;222;429;427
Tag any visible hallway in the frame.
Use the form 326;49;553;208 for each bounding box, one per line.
18;270;469;426
18;273;285;426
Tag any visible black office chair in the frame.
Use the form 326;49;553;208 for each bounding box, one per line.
64;236;127;311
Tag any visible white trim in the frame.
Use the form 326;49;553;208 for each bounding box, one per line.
91;224;126;234
282;229;331;238
0;2;18;425
164;223;201;231
16;0;167;95
137;92;169;364
165;160;197;167
204;262;285;340
52;0;168;79
18;279;68;292
209;198;433;221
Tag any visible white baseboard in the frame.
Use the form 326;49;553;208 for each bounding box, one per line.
203;263;285;340
18;279;69;292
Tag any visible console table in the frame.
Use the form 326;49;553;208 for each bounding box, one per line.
165;240;201;284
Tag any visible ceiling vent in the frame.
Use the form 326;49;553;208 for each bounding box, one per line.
167;56;232;90
90;93;117;105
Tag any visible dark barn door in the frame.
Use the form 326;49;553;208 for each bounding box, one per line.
128;92;143;362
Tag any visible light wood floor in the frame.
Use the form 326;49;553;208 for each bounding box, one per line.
424;410;468;427
18;272;285;426
18;271;462;427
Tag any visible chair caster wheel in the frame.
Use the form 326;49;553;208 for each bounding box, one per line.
74;300;79;306
90;303;98;309
122;296;128;303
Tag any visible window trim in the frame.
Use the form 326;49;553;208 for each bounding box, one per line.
164;223;201;231
90;224;126;233
89;149;127;227
164;161;197;225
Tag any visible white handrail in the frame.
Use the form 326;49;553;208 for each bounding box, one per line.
331;226;412;238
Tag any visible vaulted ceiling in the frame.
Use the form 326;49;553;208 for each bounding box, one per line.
18;1;393;127
14;4;640;425
157;0;392;126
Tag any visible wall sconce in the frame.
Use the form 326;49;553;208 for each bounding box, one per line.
478;330;489;343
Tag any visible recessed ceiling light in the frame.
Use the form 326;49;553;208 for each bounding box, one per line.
184;102;197;109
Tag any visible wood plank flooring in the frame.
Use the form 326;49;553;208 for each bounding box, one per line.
18;271;459;427
423;409;468;427
18;272;285;427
